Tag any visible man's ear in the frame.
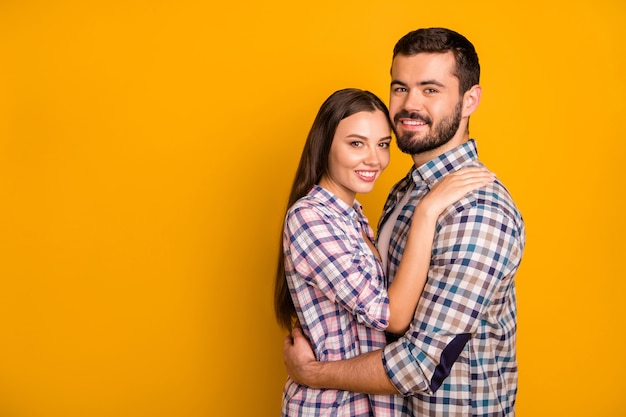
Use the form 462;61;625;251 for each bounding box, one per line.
462;84;482;117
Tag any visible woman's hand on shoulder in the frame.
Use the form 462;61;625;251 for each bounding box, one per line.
418;167;495;218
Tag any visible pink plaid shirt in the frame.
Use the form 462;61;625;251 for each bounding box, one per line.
281;185;409;416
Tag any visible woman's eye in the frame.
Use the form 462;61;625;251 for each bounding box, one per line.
379;142;390;148
350;141;363;147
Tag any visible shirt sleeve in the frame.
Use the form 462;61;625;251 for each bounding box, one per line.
285;204;390;331
382;202;523;395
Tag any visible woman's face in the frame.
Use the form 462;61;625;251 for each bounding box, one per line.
318;110;391;205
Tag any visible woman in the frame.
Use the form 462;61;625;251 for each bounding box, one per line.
274;88;494;416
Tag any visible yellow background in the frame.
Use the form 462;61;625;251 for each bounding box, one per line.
0;0;624;416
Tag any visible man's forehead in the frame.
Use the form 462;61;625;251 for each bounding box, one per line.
392;52;455;68
391;52;457;82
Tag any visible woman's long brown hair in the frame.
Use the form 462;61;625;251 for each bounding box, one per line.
274;88;391;330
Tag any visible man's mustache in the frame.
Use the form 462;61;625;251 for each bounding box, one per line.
393;110;432;125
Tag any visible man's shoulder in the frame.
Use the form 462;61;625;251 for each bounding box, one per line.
440;177;525;242
481;178;523;224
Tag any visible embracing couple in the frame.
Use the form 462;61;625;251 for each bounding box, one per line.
275;27;525;417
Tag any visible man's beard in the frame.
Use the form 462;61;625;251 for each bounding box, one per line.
394;100;463;155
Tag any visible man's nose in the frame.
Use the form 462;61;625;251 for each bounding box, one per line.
403;90;424;112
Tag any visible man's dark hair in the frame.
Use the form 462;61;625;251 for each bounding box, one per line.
393;27;480;94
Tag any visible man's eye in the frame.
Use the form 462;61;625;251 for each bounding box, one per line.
394;87;407;93
425;88;438;94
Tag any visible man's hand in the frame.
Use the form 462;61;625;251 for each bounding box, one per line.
283;326;319;387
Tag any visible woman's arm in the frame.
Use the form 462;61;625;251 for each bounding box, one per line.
385;167;495;334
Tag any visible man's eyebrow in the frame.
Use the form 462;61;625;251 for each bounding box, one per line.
390;79;446;88
420;79;446;88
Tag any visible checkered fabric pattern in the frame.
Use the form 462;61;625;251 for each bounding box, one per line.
281;185;409;416
379;140;526;416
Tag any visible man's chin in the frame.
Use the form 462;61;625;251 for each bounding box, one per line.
398;139;444;155
397;135;424;154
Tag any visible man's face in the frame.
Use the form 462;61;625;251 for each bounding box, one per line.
389;52;464;155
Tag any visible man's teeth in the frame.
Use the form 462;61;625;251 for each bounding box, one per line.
404;120;426;125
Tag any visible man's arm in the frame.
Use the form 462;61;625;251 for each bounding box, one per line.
283;326;400;394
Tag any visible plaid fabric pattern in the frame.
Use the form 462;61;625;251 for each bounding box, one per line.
379;140;526;417
281;185;409;416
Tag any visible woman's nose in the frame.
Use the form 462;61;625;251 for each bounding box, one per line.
364;147;381;166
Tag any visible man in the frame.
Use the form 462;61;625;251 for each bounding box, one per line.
283;27;526;416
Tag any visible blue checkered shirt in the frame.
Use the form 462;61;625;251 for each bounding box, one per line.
281;185;409;416
379;140;526;416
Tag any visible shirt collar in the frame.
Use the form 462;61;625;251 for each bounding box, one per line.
310;184;362;218
411;139;480;187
